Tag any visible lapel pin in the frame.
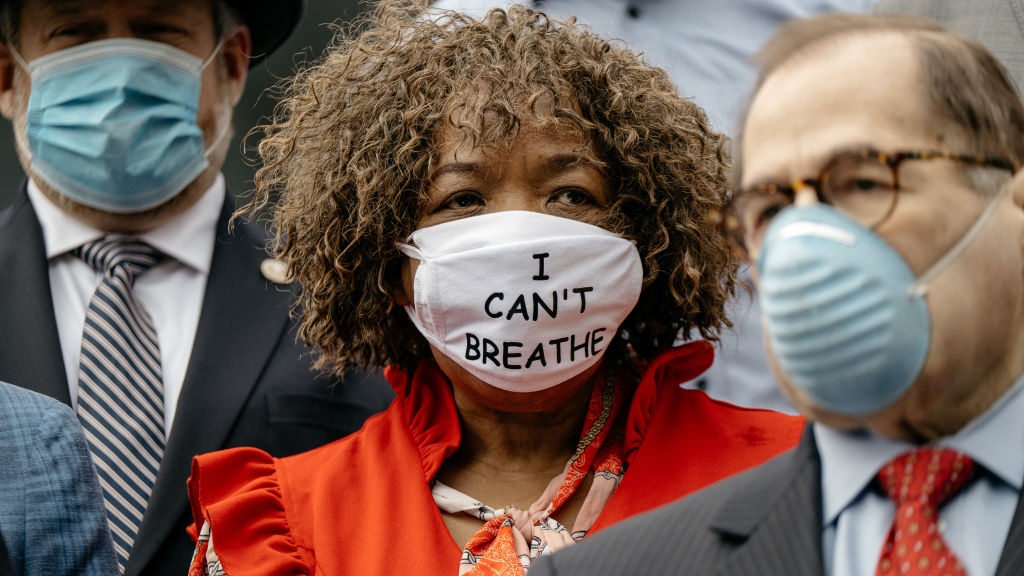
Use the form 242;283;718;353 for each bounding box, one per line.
260;258;292;284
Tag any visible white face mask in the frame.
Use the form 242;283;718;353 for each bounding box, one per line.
397;210;643;393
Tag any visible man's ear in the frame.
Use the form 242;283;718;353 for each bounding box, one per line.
0;42;17;120
1011;169;1024;210
1005;170;1024;264
220;24;251;106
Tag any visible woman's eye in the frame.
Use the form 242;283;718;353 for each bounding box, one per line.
552;188;596;206
440;192;483;211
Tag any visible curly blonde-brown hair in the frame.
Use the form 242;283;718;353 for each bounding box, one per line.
248;0;736;377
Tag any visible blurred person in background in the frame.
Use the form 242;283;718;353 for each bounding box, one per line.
185;1;805;574
0;0;393;574
531;11;1024;576
874;0;1024;88
430;0;876;133
0;380;118;576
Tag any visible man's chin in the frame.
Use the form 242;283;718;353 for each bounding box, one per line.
34;177;204;234
777;377;876;431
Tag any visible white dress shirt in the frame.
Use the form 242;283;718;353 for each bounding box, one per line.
28;176;224;436
817;376;1024;576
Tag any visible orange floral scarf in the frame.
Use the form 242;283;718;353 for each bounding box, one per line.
432;369;627;575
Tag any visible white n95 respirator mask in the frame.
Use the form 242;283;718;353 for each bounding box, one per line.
397;211;643;393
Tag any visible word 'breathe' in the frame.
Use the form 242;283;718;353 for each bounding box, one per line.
465;328;607;370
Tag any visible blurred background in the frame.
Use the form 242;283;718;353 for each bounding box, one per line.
0;1;370;210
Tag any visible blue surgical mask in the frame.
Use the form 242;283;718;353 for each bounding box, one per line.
757;188;1007;415
10;38;228;213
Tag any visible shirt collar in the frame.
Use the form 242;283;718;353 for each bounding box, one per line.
28;174;225;274
815;373;1024;527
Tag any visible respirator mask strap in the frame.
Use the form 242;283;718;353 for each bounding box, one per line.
909;178;1013;298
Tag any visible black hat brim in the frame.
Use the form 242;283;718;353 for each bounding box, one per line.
227;0;305;67
0;0;304;67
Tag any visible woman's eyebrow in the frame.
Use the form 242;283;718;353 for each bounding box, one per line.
546;153;604;173
429;162;478;181
429;153;603;181
548;154;579;169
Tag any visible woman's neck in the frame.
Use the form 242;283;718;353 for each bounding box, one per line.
435;370;608;545
451;376;594;470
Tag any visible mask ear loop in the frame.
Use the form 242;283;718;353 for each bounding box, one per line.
6;43;36;167
200;36;225;70
394;242;433;330
198;35;232;157
6;42;28;71
908;179;1012;298
202;114;233;158
396;242;426;261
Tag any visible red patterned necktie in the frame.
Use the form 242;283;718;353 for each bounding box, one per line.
875;447;975;576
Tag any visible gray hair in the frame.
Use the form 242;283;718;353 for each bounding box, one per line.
734;12;1024;196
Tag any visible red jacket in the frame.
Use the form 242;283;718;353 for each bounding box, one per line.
188;342;804;575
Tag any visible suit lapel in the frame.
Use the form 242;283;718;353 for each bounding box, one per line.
127;196;291;575
995;484;1024;575
703;429;1024;576
0;187;70;403
710;429;825;576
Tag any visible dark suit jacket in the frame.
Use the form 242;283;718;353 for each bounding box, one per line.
531;429;1024;576
0;186;395;576
0;531;13;576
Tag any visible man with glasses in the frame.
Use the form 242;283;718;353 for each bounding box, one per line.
531;11;1024;576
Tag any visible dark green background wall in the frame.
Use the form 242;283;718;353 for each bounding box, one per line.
0;1;370;209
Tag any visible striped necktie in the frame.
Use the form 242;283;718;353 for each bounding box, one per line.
74;238;165;572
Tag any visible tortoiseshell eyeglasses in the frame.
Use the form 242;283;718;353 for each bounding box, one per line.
724;148;1016;256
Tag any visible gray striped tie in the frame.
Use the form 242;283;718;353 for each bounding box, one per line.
74;238;165;573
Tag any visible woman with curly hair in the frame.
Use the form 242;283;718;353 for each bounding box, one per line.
186;1;803;574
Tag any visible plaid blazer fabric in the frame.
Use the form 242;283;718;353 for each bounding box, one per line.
0;380;118;575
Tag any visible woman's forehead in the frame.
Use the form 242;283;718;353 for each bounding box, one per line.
435;88;591;149
431;118;600;174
